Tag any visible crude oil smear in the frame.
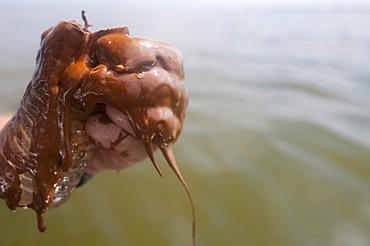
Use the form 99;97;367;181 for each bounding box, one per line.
0;12;195;244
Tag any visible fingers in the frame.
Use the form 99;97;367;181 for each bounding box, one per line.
85;113;128;150
84;112;150;174
105;105;135;136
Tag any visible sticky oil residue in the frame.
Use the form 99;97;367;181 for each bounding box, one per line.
0;15;194;244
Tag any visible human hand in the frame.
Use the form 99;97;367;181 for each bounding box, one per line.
84;105;156;174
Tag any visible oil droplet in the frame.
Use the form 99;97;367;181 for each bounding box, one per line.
115;64;127;73
77;151;86;160
136;71;144;79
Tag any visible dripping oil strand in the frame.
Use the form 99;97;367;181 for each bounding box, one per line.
138;126;195;244
160;144;197;246
37;213;47;232
143;138;163;177
127;110;163;177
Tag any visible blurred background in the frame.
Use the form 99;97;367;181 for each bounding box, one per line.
1;0;370;245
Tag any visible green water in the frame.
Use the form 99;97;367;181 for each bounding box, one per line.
0;1;370;246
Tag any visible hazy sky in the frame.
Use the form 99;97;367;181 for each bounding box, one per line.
3;0;370;13
160;0;370;8
124;0;370;9
192;0;369;5
5;0;370;9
